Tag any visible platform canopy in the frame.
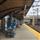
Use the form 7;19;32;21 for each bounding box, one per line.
0;0;34;19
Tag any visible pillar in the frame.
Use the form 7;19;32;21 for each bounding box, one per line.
32;17;35;26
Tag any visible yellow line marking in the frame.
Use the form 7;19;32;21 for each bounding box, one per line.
22;24;40;40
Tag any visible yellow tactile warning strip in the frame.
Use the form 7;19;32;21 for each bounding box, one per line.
22;24;40;40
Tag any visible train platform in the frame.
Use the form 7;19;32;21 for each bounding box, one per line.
0;23;38;40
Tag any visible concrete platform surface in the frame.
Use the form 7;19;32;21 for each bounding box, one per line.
0;24;37;40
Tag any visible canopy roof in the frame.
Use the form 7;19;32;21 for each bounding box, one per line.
0;0;34;19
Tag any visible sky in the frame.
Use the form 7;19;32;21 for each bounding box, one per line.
27;0;40;16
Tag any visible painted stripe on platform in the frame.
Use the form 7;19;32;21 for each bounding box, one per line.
22;24;40;40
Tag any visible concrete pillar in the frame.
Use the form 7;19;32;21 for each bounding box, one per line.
32;17;35;26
